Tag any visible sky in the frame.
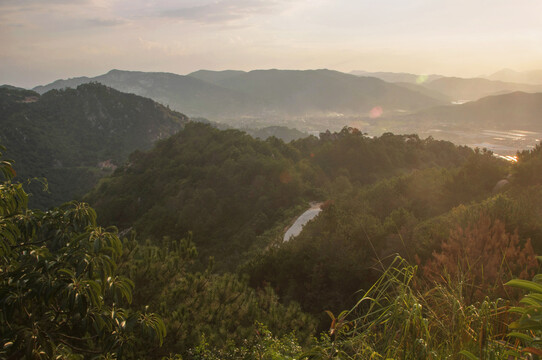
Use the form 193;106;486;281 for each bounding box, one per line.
1;0;542;88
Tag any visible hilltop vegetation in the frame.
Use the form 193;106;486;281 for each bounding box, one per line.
85;123;475;271
86;122;308;270
0;83;188;208
82;122;542;358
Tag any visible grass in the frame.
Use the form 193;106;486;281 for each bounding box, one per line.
310;256;525;359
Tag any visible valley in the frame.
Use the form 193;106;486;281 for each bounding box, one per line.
29;69;542;159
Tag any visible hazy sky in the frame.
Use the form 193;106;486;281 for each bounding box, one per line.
1;0;541;88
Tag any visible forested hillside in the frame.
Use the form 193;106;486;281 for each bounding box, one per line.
85;123;475;271
0;83;188;208
3;105;542;358
4;0;542;357
82;122;542;358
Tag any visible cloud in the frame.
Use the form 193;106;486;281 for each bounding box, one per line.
138;37;191;56
0;0;91;9
0;0;125;31
158;0;286;24
84;17;126;27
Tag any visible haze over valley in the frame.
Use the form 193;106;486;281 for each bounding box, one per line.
27;67;542;156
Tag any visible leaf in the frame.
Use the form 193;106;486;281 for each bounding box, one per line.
458;350;478;360
505;279;542;294
507;331;534;342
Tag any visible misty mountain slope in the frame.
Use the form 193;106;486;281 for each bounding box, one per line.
403;91;542;131
487;69;542;85
33;69;263;118
423;76;542;101
35;69;446;122
33;76;93;94
394;81;451;103
0;83;188;208
208;69;445;114
188;69;247;84
350;70;443;84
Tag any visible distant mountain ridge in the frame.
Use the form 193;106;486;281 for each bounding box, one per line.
359;91;542;155
422;77;542;102
1;83;188;208
413;91;542;131
190;69;445;114
370;91;542;142
350;70;443;84
486;69;542;85
34;69;446;121
33;69;260;119
348;70;542;102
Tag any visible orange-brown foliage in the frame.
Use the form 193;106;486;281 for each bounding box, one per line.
423;214;538;303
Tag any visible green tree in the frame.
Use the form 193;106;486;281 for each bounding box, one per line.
0;146;165;359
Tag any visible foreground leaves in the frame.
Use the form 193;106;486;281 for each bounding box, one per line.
0;150;165;359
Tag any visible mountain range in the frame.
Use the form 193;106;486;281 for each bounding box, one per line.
422;77;542;102
350;70;542;102
364;91;542;154
33;69;445;121
33;69;259;119
411;91;542;131
349;70;443;84
13;68;542;161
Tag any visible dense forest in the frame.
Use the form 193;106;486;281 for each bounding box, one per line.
3;96;542;358
0;84;188;208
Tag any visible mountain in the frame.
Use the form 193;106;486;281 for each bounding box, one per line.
188;69;246;84
486;69;542;85
0;83;188;208
362;91;542;155
394;81;451;103
422;77;542;102
33;69;261;119
33;76;93;93
350;70;443;83
0;84;28;91
35;69;445;124
412;91;542;131
195;69;445;114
